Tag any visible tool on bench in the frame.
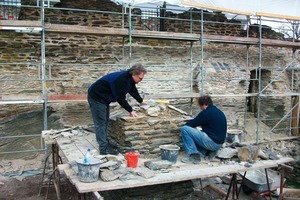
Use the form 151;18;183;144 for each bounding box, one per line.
143;99;169;106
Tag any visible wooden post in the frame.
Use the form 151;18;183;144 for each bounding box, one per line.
292;96;299;136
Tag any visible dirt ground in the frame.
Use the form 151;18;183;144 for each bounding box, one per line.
0;174;262;200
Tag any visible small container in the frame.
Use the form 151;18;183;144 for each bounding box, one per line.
226;129;242;144
159;144;180;164
126;152;140;168
76;158;101;183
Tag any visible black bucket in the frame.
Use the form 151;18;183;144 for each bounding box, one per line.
159;144;180;164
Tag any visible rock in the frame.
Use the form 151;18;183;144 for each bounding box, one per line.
265;151;279;160
237;145;260;162
147;107;160;117
216;148;238;159
144;160;173;170
61;132;73;137
100;169;119;182
167;105;188;115
258;149;269;160
119;173;138;181
99;160;121;170
135;168;156;179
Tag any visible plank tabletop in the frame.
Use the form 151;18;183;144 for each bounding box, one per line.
55;134;294;194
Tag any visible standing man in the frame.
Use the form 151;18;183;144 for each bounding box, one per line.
181;95;227;164
88;63;147;155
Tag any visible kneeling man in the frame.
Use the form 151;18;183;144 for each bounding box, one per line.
181;95;227;164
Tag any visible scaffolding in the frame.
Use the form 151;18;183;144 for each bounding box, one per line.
0;1;299;157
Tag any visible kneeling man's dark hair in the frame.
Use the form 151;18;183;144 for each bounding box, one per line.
198;95;213;106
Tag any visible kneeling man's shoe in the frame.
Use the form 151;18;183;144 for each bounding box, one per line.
181;153;201;164
206;150;217;161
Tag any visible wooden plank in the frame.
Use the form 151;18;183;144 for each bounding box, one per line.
48;94;87;101
56;134;98;162
68;157;293;193
203;34;300;49
0;94;42;100
56;135;293;194
1;20;300;48
132;30;199;41
0;20;41;27
260;39;300;49
256;12;300;21
73;134;97;155
203;34;259;45
84;133;99;150
146;93;258;99
56;137;85;162
181;0;253;16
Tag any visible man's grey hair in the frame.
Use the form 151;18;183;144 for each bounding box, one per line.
129;63;147;75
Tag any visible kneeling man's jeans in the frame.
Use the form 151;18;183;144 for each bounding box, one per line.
180;125;221;156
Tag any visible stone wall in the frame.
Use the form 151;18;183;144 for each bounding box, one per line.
108;105;186;157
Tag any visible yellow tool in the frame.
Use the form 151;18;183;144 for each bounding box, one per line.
144;99;169;105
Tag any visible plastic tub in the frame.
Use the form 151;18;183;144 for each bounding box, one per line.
126;152;140;168
226;129;242;143
159;144;180;164
76;158;101;183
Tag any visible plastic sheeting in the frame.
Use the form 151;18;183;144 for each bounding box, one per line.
114;0;300;20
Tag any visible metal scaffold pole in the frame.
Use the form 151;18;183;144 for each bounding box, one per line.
200;9;204;95
128;3;132;67
40;0;48;156
255;16;262;144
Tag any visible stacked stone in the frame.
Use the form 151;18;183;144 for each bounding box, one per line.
108;106;186;158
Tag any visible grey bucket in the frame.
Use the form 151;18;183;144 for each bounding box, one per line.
226;129;242;144
159;144;180;164
76;158;101;183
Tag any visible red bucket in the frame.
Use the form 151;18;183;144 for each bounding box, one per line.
125;152;140;168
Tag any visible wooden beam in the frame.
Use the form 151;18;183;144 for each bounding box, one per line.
2;20;300;48
146;93;258;99
181;0;252;16
0;94;42;100
204;34;300;49
61;156;293;193
48;94;87;101
132;29;199;41
256;12;300;21
0;20;41;27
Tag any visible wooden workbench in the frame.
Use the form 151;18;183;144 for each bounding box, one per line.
55;133;294;195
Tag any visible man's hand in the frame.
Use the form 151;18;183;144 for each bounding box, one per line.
140;100;147;105
130;111;138;117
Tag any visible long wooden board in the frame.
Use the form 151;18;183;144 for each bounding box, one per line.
1;20;300;48
55;135;293;194
59;157;293;193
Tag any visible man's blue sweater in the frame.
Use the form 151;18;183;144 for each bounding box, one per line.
88;70;143;113
185;105;227;144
